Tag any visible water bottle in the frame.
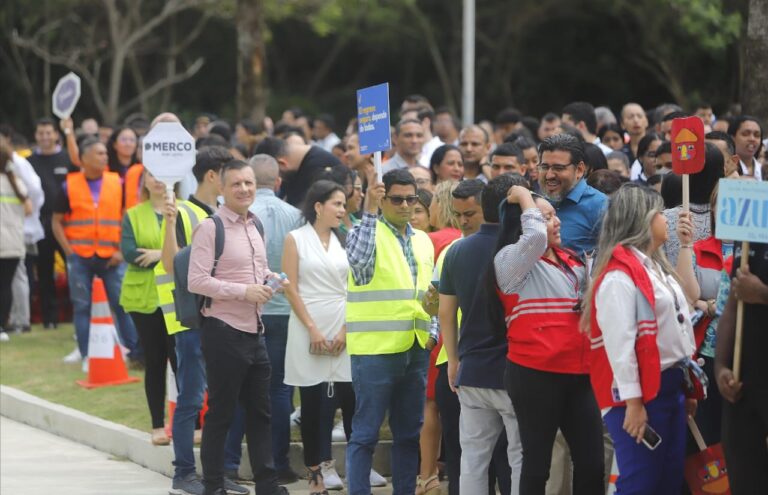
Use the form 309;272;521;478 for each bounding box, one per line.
426;316;439;350
266;272;287;291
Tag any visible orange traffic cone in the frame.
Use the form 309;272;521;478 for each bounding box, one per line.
76;277;140;389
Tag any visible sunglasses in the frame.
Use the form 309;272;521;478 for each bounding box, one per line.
386;195;419;206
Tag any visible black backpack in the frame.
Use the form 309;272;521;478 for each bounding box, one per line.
173;214;264;329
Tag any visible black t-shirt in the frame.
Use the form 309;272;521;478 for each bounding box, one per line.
440;223;508;390
731;242;768;390
27;150;72;219
282;145;341;208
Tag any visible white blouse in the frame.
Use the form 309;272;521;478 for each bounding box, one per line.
595;246;695;402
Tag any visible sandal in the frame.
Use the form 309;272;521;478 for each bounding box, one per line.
307;466;329;495
416;474;441;495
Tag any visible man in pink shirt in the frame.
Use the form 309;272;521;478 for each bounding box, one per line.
188;159;288;495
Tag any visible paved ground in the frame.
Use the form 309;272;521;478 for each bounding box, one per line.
0;416;402;494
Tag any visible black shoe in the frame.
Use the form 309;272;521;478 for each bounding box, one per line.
276;468;300;485
43;322;57;330
202;489;226;495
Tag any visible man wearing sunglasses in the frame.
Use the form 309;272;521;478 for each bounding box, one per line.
345;168;435;495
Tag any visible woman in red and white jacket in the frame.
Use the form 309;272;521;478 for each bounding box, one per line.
490;185;604;495
585;183;696;494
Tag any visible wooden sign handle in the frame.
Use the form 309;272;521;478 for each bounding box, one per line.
687;415;707;452
733;240;749;382
374;151;383;184
682;174;690;212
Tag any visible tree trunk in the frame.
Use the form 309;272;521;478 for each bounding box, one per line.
236;0;267;123
742;0;768;123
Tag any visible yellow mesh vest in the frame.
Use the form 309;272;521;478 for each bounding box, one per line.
346;220;434;355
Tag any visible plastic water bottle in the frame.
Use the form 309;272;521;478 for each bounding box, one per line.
266;272;287;291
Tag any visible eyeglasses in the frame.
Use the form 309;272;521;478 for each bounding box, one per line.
386;195;419;206
537;163;574;174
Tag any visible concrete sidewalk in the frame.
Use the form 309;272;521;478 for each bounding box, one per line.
0;417;399;494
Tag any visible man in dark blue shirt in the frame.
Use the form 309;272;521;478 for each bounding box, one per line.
439;174;525;495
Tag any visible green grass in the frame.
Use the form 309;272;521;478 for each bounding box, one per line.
0;324;151;432
0;323;392;440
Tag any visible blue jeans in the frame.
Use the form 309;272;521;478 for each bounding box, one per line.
172;328;206;480
66;255;138;358
604;368;686;494
346;341;429;495
263;314;294;471
223;315;294;473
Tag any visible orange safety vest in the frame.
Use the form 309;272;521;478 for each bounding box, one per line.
124;163;144;209
63;171;123;258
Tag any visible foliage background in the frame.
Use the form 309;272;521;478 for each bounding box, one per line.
0;0;749;136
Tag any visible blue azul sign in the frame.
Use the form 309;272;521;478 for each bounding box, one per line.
356;83;391;154
716;178;768;243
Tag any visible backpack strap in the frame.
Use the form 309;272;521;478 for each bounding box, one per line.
251;216;264;240
202;215;226;309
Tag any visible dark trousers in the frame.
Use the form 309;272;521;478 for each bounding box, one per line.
319;380;356;461
200;317;278;495
0;258;20;328
129;309;177;429
722;386;768;494
300;381;355;466
505;361;604;495
35;229;62;325
435;364;461;495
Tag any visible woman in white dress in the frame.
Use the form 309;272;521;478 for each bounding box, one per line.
282;180;353;495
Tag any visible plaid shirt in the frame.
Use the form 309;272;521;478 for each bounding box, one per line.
347;212;417;286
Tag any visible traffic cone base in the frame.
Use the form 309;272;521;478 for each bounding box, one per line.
76;277;141;389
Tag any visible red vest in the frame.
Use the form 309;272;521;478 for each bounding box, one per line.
499;247;589;374
691;236;724;349
589;245;661;409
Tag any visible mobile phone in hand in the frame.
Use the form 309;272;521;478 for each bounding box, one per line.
642;424;662;450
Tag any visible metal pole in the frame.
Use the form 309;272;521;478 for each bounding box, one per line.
462;0;475;126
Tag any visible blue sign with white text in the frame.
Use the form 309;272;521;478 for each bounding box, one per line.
357;83;391;154
715;178;768;243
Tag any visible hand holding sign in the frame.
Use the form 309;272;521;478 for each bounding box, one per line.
52;72;81;120
141;122;196;199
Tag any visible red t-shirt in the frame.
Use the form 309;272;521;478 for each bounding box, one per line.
428;227;462;259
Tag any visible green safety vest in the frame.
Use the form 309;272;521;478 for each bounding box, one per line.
156;201;207;335
119;201;203;335
346;219;434;355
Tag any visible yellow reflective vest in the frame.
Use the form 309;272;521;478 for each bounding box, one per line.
156;201;207;335
346;220;434;355
435;238;462;366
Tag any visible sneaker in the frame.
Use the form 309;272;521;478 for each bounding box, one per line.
276;468;300;485
170;473;204;495
223;470;252;485
63;346;82;363
320;460;344;490
331;420;346;442
223;477;249;495
370;468;387;487
0;331;9;342
290;406;301;428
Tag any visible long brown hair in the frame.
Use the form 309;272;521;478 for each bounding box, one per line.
0;141;27;203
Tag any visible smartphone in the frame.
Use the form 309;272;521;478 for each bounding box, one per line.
431;279;440;290
690;308;705;326
642;424;662;450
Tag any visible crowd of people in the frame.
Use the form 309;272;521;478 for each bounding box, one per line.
0;95;766;495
